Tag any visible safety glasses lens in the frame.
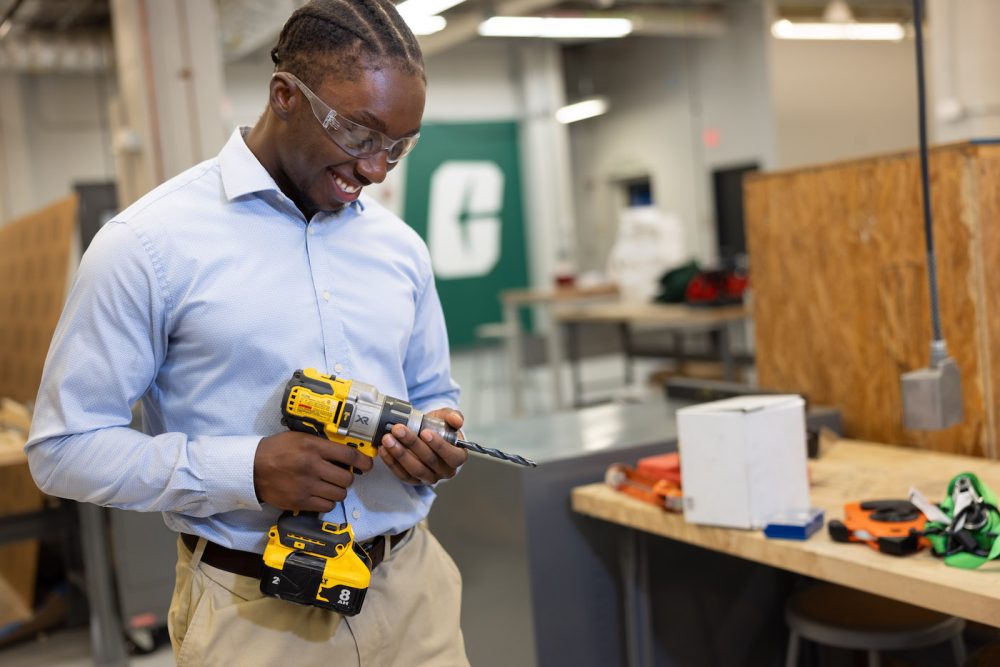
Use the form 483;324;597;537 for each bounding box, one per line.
341;129;378;156
386;137;417;162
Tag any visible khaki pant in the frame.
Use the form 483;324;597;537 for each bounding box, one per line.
168;524;469;667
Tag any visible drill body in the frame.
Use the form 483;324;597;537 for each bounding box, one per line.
260;368;457;615
279;368;459;455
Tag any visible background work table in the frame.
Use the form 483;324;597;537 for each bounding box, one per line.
556;303;749;404
572;439;1000;628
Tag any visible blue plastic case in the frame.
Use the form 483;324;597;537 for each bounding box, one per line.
763;508;825;540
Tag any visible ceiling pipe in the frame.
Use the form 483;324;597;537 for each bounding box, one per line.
0;33;114;73
0;0;27;41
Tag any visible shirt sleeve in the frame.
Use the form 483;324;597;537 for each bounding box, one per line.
24;221;261;516
403;261;461;416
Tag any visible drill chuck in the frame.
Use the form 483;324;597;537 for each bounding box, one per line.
383;403;538;466
415;414;537;467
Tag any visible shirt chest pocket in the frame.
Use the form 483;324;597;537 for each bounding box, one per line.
333;274;417;365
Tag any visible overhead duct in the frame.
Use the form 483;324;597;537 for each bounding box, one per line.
217;0;297;63
0;33;114;73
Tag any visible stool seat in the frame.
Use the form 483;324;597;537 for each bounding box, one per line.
467;321;525;424
475;321;517;341
785;584;966;666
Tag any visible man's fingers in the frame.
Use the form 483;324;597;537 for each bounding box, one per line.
309;479;348;504
411;433;457;480
444;410;464;429
381;434;437;484
390;424;419;446
379;447;421;484
379;415;469;485
391;427;456;479
419;429;468;469
254;431;375;512
314;459;356;488
313;437;374;473
304;496;337;514
386;426;442;475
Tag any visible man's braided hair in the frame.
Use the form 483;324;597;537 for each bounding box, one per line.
271;0;424;86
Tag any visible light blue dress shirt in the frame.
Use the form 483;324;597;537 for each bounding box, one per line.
26;128;461;552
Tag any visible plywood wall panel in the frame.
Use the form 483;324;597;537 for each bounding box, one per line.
975;147;1000;459
746;145;989;457
0;194;78;404
0;194;78;610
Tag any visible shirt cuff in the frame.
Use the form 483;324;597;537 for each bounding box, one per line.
198;435;263;513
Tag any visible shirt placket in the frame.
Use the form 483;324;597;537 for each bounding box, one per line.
305;213;366;535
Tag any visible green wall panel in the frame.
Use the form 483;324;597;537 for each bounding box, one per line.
403;122;529;348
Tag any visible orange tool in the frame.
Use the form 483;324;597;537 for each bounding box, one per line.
605;463;683;512
828;500;929;556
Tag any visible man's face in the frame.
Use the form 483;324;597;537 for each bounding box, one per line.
279;64;426;216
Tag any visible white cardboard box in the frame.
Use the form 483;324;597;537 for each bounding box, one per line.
677;395;810;529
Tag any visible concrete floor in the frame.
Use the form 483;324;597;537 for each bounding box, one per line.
1;628;173;667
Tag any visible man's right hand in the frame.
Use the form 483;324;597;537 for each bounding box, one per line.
253;431;374;512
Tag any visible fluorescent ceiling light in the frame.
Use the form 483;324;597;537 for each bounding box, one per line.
396;0;465;18
555;96;609;124
404;14;447;35
771;18;905;41
396;0;462;34
479;17;632;39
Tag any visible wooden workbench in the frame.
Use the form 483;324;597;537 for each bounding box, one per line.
554;302;746;326
572;439;1000;628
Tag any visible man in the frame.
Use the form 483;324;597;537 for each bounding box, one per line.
25;1;469;664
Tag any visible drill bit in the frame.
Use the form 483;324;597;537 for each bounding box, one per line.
455;438;537;468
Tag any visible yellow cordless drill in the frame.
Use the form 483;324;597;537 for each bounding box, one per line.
260;368;535;615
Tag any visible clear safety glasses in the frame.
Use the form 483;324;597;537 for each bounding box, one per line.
275;72;420;164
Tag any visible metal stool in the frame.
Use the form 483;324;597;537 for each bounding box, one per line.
785;583;966;667
470;322;517;423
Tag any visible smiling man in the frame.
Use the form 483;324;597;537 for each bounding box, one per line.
25;1;469;665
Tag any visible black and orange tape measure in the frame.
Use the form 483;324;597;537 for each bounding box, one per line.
828;499;928;556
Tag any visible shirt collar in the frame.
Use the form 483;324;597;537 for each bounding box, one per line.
219;127;282;201
219;126;366;214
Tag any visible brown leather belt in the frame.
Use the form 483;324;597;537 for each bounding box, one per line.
181;528;411;580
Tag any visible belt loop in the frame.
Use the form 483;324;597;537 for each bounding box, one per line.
189;537;208;572
384;534;392;563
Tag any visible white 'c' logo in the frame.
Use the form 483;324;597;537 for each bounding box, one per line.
428;161;504;278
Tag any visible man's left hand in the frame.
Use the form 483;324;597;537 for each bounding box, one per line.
379;408;468;485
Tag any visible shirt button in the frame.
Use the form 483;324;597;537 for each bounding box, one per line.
322;290;331;301
334;363;344;373
308;227;315;235
352;509;361;520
